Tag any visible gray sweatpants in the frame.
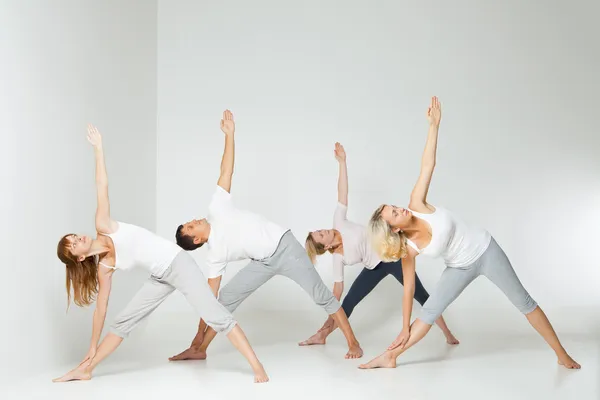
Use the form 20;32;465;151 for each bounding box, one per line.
111;251;237;338
218;230;341;315
419;237;538;325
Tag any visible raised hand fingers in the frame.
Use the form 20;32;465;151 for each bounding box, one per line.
223;109;233;121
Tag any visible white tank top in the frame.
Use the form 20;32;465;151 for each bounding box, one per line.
100;221;182;277
406;206;491;268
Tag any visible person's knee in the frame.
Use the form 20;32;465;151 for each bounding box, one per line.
418;306;440;325
217;289;236;310
318;294;341;315
207;317;237;335
415;293;430;306
110;318;130;338
515;293;538;315
341;300;354;318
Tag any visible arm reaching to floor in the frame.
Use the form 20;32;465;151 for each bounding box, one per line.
87;125;118;234
217;110;235;193
388;248;418;350
81;267;113;366
409;97;442;213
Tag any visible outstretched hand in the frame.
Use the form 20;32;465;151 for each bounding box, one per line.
220;109;235;136
334;142;346;163
86;124;103;149
426;96;442;127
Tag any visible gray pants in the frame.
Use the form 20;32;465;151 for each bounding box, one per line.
218;230;341;315
111;251;237;338
419;237;538;325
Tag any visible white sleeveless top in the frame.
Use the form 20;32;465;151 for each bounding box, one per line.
99;221;182;277
332;203;381;282
406;206;491;268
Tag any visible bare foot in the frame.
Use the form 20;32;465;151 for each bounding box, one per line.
345;344;363;359
558;354;581;369
168;347;207;361
445;332;460;345
358;351;396;369
52;365;92;382
298;331;327;346
253;363;269;383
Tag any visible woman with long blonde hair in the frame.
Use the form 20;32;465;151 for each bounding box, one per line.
360;96;580;370
300;143;458;347
54;124;268;383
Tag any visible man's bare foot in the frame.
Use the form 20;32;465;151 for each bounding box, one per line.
253;363;269;383
558;354;581;369
445;332;460;345
168;347;207;361
345;344;363;359
358;351;397;369
52;365;92;382
298;331;327;346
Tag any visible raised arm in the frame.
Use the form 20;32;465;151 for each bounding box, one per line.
334;142;348;206
217;110;235;193
87;125;117;234
408;97;442;212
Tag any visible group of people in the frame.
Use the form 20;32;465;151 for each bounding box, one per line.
54;97;580;384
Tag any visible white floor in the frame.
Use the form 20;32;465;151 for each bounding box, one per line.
5;310;598;400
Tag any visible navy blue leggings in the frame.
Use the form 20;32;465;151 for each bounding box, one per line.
341;259;430;318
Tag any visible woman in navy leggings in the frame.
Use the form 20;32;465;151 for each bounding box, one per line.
300;143;459;346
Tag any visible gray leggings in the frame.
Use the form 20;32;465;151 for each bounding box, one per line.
111;251;237;338
419;237;538;325
218;230;341;315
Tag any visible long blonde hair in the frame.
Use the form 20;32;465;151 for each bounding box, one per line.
57;234;99;308
368;205;407;262
305;232;337;264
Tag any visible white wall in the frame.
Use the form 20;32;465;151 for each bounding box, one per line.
0;0;157;382
156;0;600;328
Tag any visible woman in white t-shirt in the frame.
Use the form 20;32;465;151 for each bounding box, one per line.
53;125;268;383
359;97;579;370
300;143;458;346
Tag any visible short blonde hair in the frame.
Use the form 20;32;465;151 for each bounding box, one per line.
305;232;335;264
368;204;407;262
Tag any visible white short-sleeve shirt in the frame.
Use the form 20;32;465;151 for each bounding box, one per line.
205;186;288;278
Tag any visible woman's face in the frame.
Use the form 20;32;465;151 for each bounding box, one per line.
310;229;336;249
381;205;413;231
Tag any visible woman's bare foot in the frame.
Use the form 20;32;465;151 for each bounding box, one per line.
52;365;92;382
253;363;269;383
345;344;363;359
558;354;581;369
168;347;207;361
445;332;460;345
298;331;327;346
358;351;396;369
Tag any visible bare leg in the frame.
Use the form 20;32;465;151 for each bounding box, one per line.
298;317;335;346
169;318;208;361
434;315;459;345
225;324;269;383
331;308;363;359
196;326;219;352
359;319;432;369
526;306;580;369
53;333;123;382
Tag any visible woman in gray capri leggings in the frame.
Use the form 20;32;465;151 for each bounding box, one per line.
53;125;268;383
360;97;580;370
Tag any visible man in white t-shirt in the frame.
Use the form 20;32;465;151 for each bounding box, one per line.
170;110;363;361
